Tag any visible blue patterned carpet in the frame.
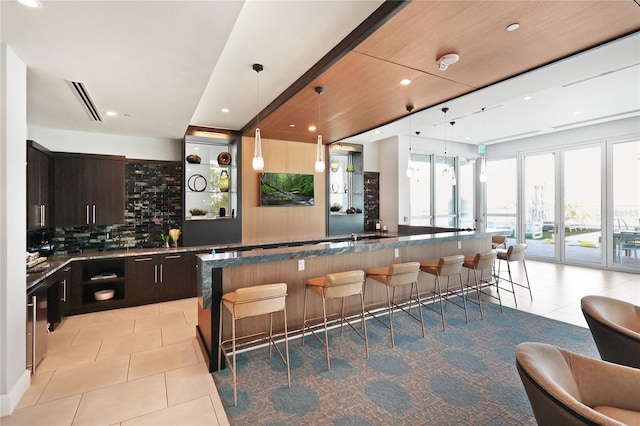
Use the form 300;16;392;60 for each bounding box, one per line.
212;300;598;425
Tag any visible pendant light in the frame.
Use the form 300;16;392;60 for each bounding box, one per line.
441;107;450;179
406;105;415;178
479;107;488;183
314;86;325;173
252;64;264;171
449;121;457;186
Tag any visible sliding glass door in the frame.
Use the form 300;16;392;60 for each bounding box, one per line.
523;152;557;260
612;141;640;271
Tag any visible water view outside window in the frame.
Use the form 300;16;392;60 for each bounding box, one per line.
435;156;456;227
408;153;431;225
564;146;601;264
486;157;517;244
613;140;640;270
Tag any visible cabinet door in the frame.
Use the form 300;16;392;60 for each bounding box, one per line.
127;256;159;304
27;146;50;230
54;156;88;227
159;254;191;300
86;158;125;225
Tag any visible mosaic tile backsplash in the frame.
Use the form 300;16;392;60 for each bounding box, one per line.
29;161;183;254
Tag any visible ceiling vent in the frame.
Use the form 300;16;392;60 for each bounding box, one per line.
67;80;102;122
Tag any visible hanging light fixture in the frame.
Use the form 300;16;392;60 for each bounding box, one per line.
479;107;488;183
252;63;264;171
406;105;415;178
314;86;325;173
449;121;457;186
441;107;450;178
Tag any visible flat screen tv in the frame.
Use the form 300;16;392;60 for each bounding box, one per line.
260;173;315;206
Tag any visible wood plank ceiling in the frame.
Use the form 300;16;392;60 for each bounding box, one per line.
242;0;640;144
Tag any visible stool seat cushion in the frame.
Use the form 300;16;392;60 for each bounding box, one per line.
366;262;420;287
307;270;365;299
222;283;287;319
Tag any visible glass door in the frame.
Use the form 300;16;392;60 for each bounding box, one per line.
523;152;557;259
563;146;602;264
611;140;640;271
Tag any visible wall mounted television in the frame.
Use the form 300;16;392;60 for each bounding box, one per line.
260;173;315;206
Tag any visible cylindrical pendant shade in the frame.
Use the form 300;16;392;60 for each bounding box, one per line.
314;134;324;172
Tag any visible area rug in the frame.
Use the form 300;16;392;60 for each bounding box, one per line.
212;300;598;425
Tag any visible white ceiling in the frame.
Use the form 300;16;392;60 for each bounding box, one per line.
1;0;382;139
1;0;639;145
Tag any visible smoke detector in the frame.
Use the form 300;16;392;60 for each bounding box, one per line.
436;53;460;71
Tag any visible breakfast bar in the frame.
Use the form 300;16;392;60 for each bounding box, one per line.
196;230;505;372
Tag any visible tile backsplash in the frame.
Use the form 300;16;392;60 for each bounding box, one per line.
30;161;183;254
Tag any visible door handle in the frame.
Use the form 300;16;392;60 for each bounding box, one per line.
159;264;163;283
92;205;96;224
30;295;37;373
86;205;90;224
62;279;67;302
154;264;158;283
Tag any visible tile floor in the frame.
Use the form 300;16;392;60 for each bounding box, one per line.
2;260;638;425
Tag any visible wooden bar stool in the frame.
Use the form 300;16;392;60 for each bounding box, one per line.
302;270;368;370
462;251;499;319
495;244;532;306
218;283;290;406
419;255;466;330
365;262;423;348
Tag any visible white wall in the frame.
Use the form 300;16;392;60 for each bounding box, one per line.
0;44;30;417
28;125;182;161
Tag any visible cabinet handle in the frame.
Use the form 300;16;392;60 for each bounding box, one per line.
92;205;96;224
40;205;45;227
154;265;158;283
30;295;37;373
135;257;153;262
159;264;163;283
62;279;67;302
86;205;90;224
164;255;181;259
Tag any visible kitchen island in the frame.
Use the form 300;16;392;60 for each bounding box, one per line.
196;230;506;372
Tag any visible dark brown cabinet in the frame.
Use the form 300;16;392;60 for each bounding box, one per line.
127;253;193;305
53;153;125;227
69;258;128;314
27;141;51;230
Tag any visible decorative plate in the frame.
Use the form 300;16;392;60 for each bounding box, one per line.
217;152;232;165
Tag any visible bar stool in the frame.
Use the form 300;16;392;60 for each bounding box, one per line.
495;244;532;306
365;262;423;348
218;283;290;406
302;270;368;370
492;235;507;249
462;251;499;319
419;255;466;330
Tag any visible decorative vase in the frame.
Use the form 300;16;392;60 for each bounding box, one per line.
330;159;339;172
346;164;355;173
219;170;229;192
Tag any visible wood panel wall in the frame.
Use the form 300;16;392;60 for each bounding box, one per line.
241;136;327;244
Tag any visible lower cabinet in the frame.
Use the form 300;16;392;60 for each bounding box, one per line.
69;258;128;314
127;253;194;305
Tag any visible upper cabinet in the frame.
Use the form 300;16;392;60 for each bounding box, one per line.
27;141;52;231
53;153;125;227
327;144;364;236
182;133;242;246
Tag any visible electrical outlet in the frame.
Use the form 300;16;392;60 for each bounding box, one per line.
394;248;400;258
457;241;462;249
298;259;305;271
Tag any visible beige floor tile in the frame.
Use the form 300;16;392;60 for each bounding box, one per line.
209;392;230;426
158;298;197;314
109;304;160;322
15;370;54;409
36;340;101;373
128;341;198;380
73;373;167;426
121;395;218;426
39;355;130;403
97;330;162;360
47;329;79;352
134;311;187;333
165;362;217;407
72;319;136;346
161;322;196;346
193;339;205;364
1;394;81;426
57;311;113;332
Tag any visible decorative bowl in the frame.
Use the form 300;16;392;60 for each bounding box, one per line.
94;289;115;301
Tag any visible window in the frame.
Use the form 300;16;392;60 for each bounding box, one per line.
408;153;431;225
486;157;517;241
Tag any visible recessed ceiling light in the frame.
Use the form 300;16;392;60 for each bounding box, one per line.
105;111;118;116
523;96;532;101
221;108;229;113
374;130;382;135
400;79;411;86
506;23;520;32
308;125;317;132
17;0;42;8
465;136;471;140
289;124;295;128
573;111;581;116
